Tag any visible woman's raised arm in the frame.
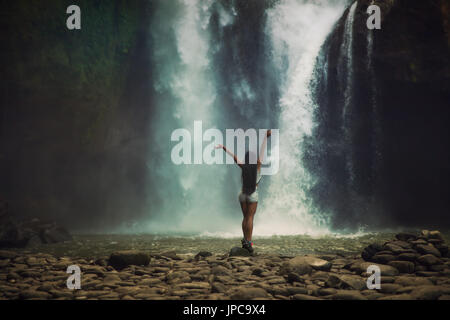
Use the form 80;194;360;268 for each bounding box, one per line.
216;144;243;168
257;129;271;170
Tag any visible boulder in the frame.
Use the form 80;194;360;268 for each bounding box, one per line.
361;243;383;261
388;261;415;273
415;244;442;257
395;232;417;241
417;254;442;266
394;276;433;287
337;275;366;290
331;290;368;300
371;253;396;264
411;285;449;300
397;253;420;262
383;243;407;254
108;250;151;270
195;251;212;260
279;260;312;276
287;256;332;272
0;215;72;248
354;262;399;276
230;287;269;300
229;247;251;257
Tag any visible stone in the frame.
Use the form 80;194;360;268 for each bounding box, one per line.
229;247;251;257
40;226;73;244
395;232;417;241
283;256;331;273
230;287;269;300
325;274;341;288
394;276;433;286
397;253;419;262
279;260;312;276
417;254;442;266
383;243;407;254
251;268;264;276
361;243;383;261
416;271;439;277
20;289;51;299
166;270;190;282
379;283;402;294
378;294;414;300
211;282;227;293
434;244;449;255
286;287;309;295
194;251;212;260
415;244;441;257
331;290;368;300
286;272;305;284
421;230;430;238
108;250;151;270
428;231;443;241
211;265;231;276
411;285;449;300
0;250;17;259
388;261;415;273
390;240;413;249
158;250;182;260
371;254;396;264
353;262;399;276
318;288;337;296
338;275;366;290
429;264;445;272
176;282;210;290
292;294;322;300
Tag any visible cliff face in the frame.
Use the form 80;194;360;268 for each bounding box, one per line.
307;0;450;230
1;1;153;230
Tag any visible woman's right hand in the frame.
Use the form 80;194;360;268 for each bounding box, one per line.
215;144;224;149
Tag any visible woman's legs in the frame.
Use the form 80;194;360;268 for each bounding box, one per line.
240;201;257;241
239;201;249;240
245;202;257;241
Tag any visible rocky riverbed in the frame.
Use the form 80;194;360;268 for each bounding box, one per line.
0;231;449;300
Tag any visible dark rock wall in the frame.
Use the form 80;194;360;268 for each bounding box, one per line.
307;0;450;230
1;0;153;230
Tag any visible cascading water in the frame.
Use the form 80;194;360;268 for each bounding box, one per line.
339;1;358;188
367;1;382;197
141;0;351;236
256;0;348;236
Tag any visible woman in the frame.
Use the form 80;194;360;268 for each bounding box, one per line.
216;129;271;254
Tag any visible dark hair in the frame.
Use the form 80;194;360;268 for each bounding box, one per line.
242;151;257;194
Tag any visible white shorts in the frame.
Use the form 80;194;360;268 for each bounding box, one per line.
239;190;258;203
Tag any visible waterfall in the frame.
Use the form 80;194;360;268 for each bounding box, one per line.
140;0;350;236
255;0;347;236
145;0;235;234
367;1;381;187
339;1;358;189
341;1;358;124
